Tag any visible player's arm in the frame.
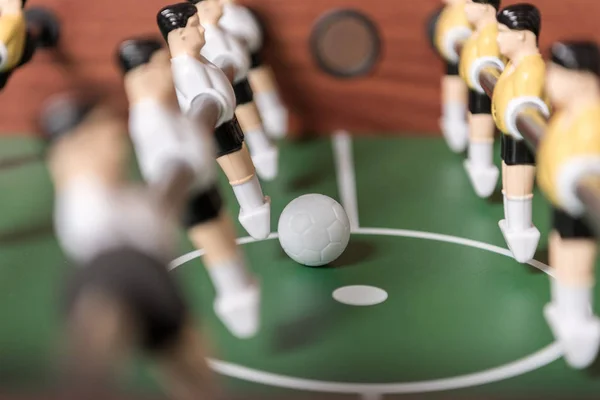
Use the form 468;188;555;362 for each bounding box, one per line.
202;24;250;84
554;117;600;217
504;59;550;139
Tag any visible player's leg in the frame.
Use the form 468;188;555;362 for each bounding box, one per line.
440;62;468;153
234;78;278;180
155;322;218;400
215;121;270;239
248;53;288;139
545;211;600;369
499;135;539;263
464;89;498;198
185;184;260;337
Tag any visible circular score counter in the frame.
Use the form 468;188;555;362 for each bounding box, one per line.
170;227;562;397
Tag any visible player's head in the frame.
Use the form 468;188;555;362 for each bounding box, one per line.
496;4;541;57
116;38;165;74
39;93;97;143
157;3;205;55
465;0;501;25
40;93;128;186
187;0;223;25
0;0;26;13
546;41;600;107
117;38;175;105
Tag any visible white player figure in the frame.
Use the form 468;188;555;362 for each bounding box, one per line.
189;0;278;181
158;2;271;241
117;37;261;338
217;0;289;139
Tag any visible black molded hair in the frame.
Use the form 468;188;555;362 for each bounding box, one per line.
39;94;97;142
550;41;600;77
157;3;198;41
116;38;164;74
186;0;204;4
497;4;541;38
472;0;501;11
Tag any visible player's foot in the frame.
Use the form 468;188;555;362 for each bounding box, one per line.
463;160;499;198
440;117;468;153
544;303;600;369
498;220;540;263
239;196;271;239
259;106;288;139
214;281;261;338
251;146;279;181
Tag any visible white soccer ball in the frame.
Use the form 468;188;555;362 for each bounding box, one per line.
278;194;351;266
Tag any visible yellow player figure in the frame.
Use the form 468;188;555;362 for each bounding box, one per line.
492;4;548;263
538;41;600;369
434;0;472;153
460;0;504;198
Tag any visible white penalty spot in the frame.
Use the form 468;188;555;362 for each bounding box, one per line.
332;285;388;306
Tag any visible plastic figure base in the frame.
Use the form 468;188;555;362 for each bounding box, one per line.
239;196;271;240
440;117;468;153
214;281;261;338
544;303;600;369
252;146;279;181
498;219;540;263
463;160;499;198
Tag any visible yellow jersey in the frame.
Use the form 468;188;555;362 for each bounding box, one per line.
537;104;600;206
434;1;470;61
0;11;27;72
459;22;501;89
492;54;548;134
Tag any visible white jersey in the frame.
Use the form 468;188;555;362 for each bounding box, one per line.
170;54;236;126
54;176;176;265
129;98;216;192
201;24;250;83
219;3;263;53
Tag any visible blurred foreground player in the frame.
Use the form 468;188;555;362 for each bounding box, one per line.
460;0;504;197
433;0;472;152
42;96;217;399
0;0;60;89
190;0;279;181
118;38;260;338
218;0;288;139
538;41;600;369
492;4;548;263
158;3;271;240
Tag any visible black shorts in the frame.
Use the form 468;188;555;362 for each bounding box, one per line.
65;247;187;352
446;62;459;76
182;184;223;228
468;89;491;114
501;134;535;166
250;52;262;69
233;78;254;106
552;208;594;239
214;117;244;157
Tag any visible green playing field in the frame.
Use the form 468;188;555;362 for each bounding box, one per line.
1;134;600;399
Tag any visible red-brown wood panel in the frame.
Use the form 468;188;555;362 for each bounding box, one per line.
1;0;600;136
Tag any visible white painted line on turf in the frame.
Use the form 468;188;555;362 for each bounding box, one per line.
206;342;561;395
169;227;561;394
332;131;360;231
332;285;388;306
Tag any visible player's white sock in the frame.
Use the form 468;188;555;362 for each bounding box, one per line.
442;102;467;122
233;175;271;239
505;195;533;232
254;91;288;139
468;141;493;168
232;175;266;210
206;257;253;297
244;129;279;181
552;280;593;321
